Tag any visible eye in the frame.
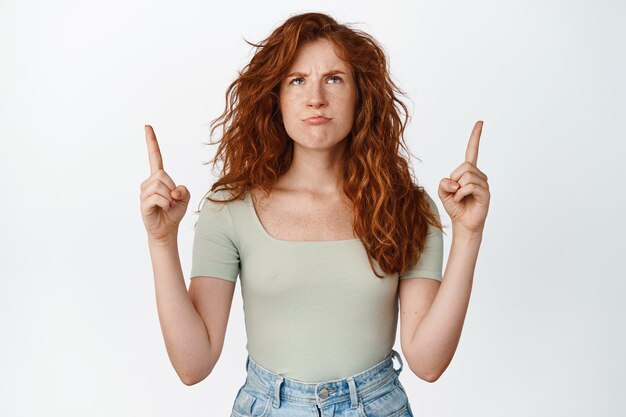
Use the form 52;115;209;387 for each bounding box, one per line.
289;77;304;85
327;75;343;84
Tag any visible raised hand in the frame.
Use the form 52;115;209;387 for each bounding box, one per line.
139;125;191;243
437;121;490;237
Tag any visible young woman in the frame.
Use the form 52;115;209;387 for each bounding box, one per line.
140;12;490;417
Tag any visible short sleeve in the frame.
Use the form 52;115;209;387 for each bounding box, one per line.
399;192;444;282
190;191;240;283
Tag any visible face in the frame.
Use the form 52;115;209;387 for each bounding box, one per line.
278;38;357;151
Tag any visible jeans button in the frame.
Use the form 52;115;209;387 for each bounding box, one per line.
319;388;329;399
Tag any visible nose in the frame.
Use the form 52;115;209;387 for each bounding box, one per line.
306;82;328;109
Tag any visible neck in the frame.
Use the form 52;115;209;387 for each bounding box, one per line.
279;141;347;195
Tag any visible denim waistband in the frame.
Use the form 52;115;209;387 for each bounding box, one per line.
242;349;404;410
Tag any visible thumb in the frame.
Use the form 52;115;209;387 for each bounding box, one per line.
172;185;190;203
438;178;460;200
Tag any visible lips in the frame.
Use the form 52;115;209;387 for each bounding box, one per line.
304;116;331;125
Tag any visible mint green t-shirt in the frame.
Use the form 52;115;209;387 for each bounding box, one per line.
190;188;443;382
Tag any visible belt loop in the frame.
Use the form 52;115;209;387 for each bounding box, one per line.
391;349;403;374
347;376;358;410
272;375;284;408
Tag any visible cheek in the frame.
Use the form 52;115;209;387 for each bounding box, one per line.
340;93;356;119
279;99;300;132
279;96;296;117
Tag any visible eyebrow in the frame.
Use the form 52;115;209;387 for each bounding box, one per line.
286;70;347;78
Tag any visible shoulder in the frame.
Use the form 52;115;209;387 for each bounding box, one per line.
199;188;239;210
193;189;242;243
421;189;439;214
194;189;240;230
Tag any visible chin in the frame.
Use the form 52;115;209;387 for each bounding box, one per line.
294;136;346;150
292;130;350;147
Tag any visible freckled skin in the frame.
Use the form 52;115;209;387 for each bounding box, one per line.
279;38;357;151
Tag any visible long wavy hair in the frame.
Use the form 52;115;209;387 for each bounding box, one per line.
195;12;445;279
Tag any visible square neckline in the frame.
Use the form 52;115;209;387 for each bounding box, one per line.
244;189;361;244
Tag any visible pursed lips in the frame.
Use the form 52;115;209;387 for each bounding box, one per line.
303;115;332;124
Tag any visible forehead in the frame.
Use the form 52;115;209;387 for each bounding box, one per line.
287;38;350;71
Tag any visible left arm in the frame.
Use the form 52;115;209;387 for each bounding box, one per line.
399;230;482;382
400;120;489;382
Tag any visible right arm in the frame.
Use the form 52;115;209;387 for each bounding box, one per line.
148;235;235;386
141;125;235;385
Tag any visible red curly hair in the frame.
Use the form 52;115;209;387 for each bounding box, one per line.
196;12;445;279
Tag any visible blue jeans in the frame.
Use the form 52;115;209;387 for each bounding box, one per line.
230;349;414;417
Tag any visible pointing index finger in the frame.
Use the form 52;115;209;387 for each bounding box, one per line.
145;125;163;173
465;120;483;166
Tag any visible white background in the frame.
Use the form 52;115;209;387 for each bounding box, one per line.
1;0;624;416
